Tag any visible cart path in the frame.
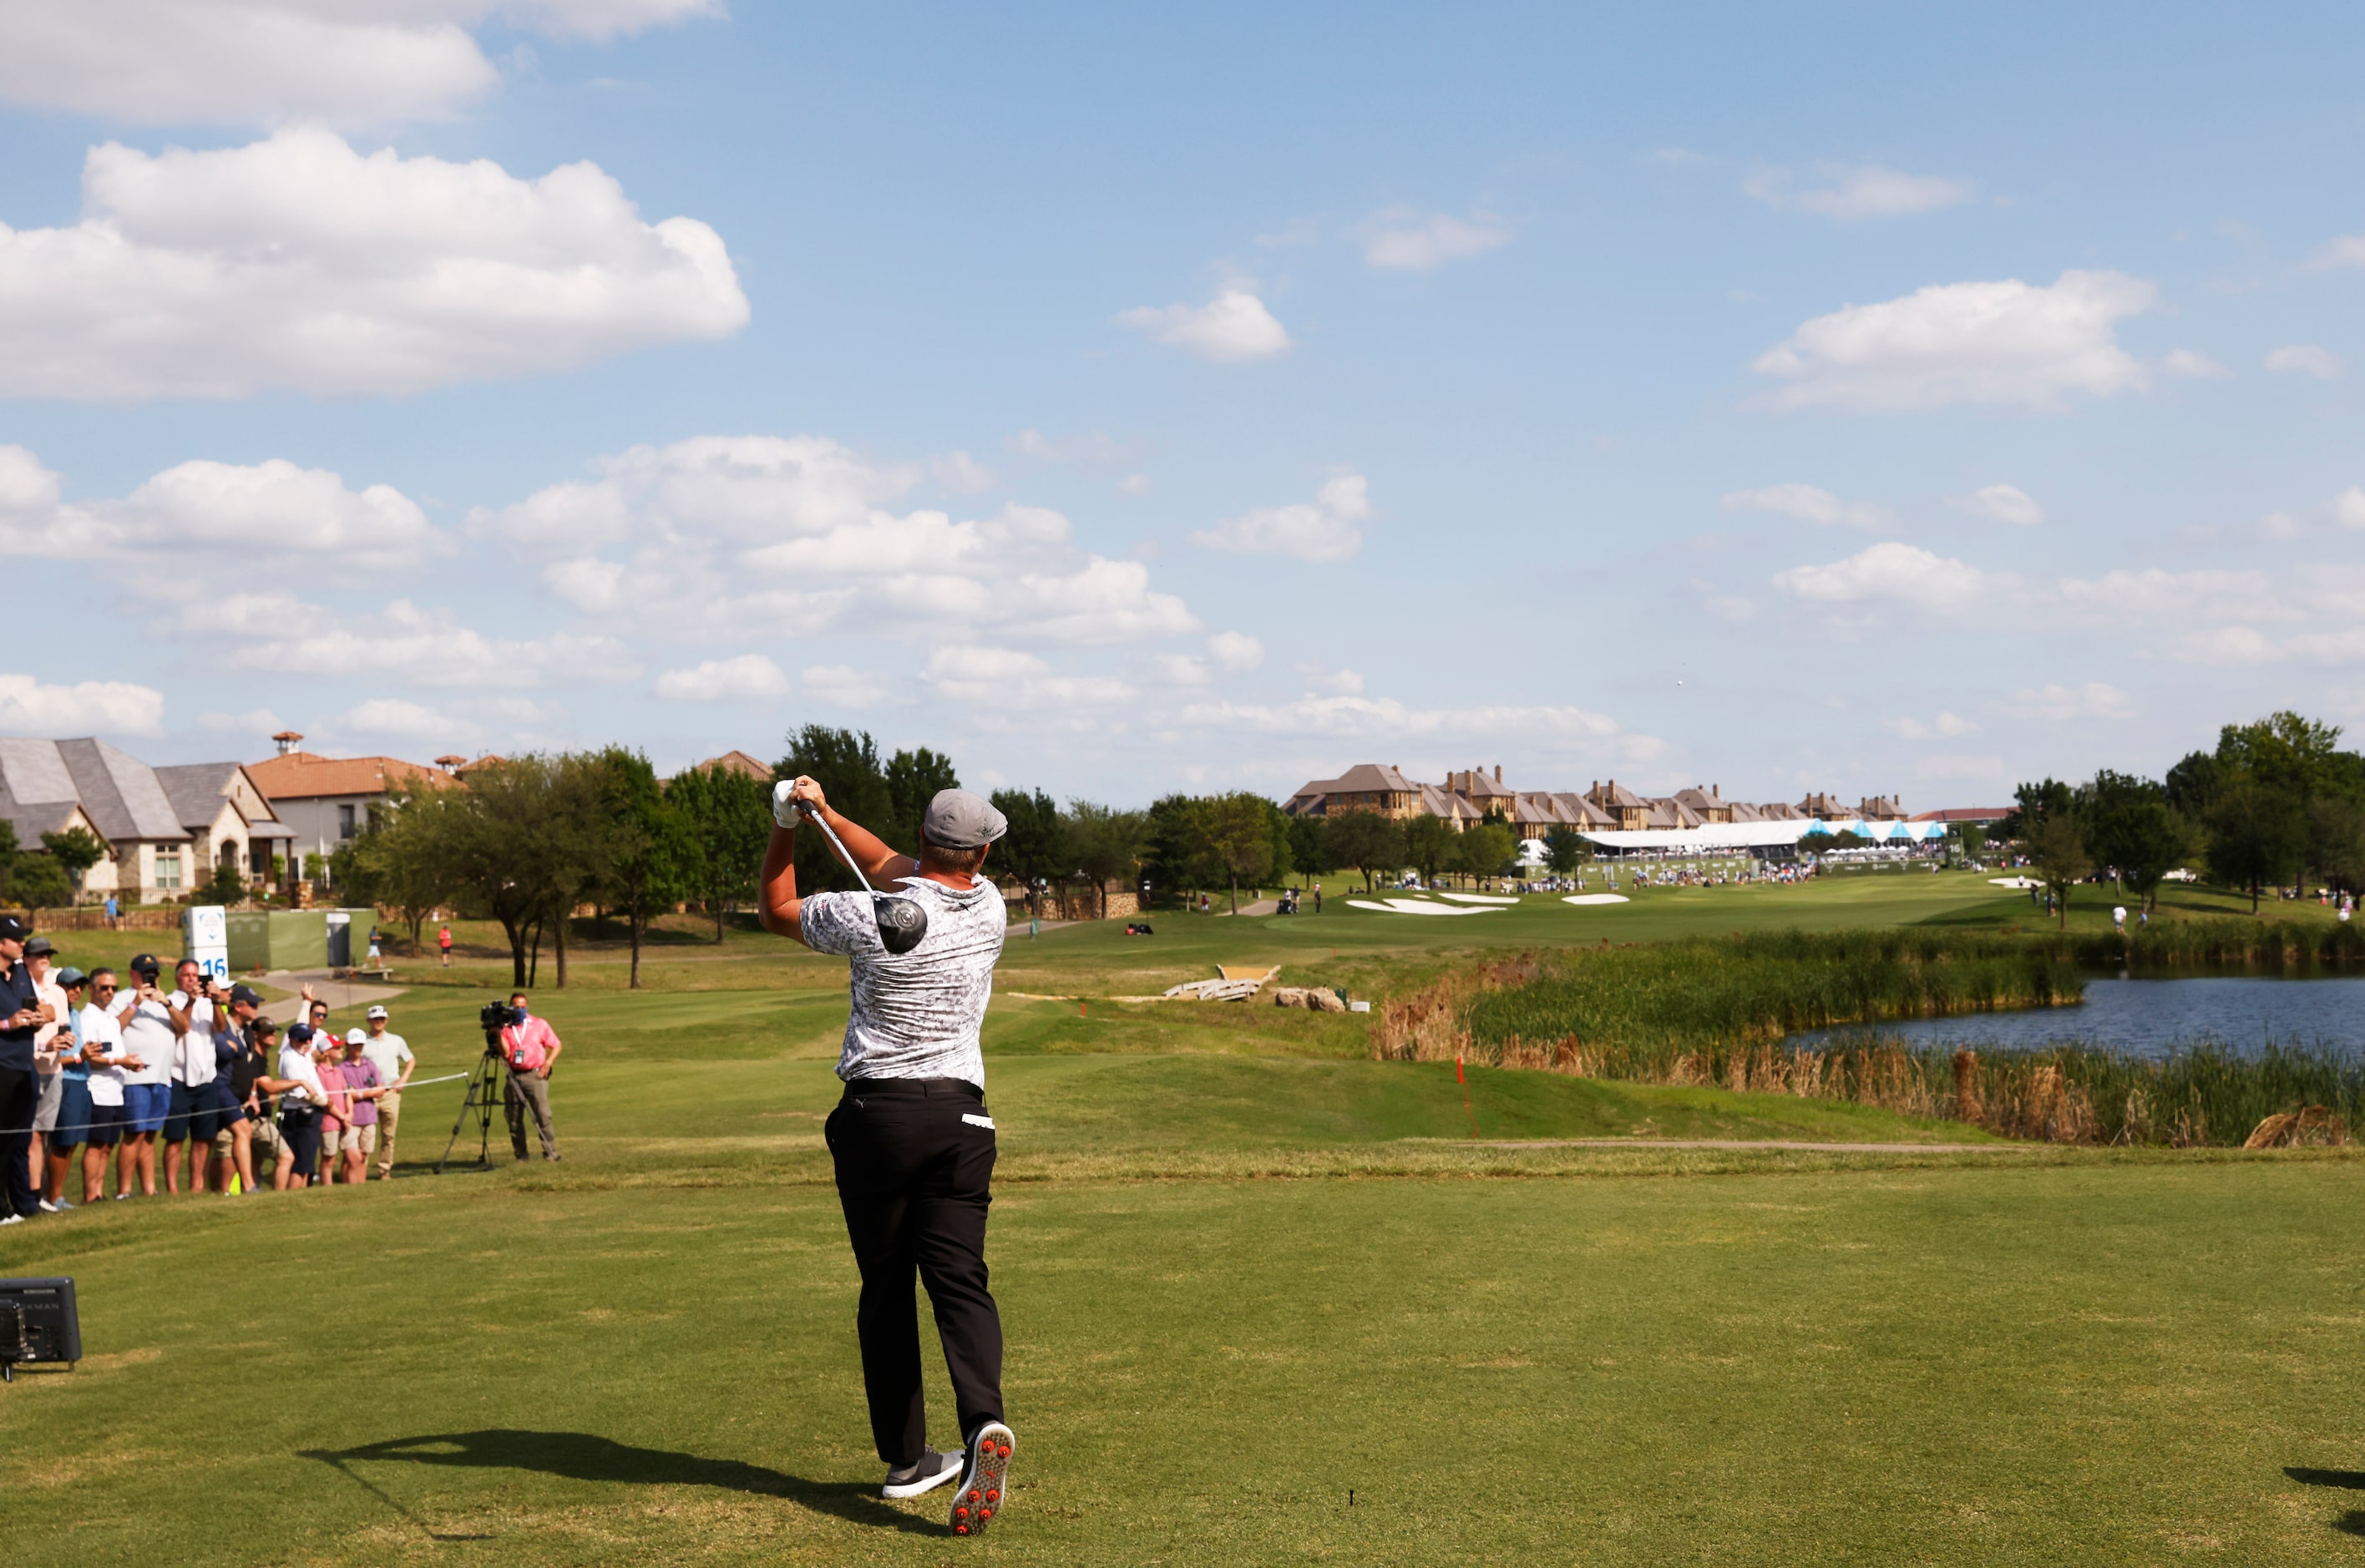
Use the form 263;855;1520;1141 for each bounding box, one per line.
260;969;407;1023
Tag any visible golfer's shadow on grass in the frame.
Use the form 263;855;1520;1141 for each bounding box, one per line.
2284;1467;2365;1536
304;1429;939;1538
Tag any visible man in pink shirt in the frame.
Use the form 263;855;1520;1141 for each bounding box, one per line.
497;991;563;1161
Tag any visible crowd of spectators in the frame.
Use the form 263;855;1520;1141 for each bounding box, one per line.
0;923;420;1221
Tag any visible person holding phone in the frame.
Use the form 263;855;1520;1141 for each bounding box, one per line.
0;915;54;1223
161;958;229;1195
114;953;180;1197
73;969;137;1201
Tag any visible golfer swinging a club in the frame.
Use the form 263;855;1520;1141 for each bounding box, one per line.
759;775;1017;1535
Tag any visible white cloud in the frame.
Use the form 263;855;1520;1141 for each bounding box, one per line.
1885;711;1980;739
484;433;1199;647
1006;429;1142;468
1744;164;1975;218
1772;542;1994;613
0;674;165;737
1298;667;1366;695
1208;631;1265;673
198;707;286;736
2340;488;2365;531
1116;473;1152;498
2162;349;2231;378
800;665;901;707
1752;270;2155;412
653;655;790;703
1192;473;1370;563
1363;210;1513;270
1117;290;1291;362
923;646;1136;710
1178;694;1643;750
337;697;459;741
2265;344;2343;380
2004;683;2135;721
1720;483;1886;528
2164;627;2282;665
0;128;747;398
2056;568;2278;620
0;0;722;125
209;596;641;689
2308;235;2365;270
1952;483;2044;526
1913;753;2009;784
0;447;443;574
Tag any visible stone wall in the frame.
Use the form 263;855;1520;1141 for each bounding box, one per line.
1000;881;1140;922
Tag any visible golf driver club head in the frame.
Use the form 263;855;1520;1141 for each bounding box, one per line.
873;893;929;954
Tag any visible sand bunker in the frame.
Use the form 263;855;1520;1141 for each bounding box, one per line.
1561;893;1631;906
1436;893;1520;904
1345;898;1505;916
1988;877;2042;889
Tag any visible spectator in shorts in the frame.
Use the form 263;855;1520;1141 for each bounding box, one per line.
367;926;383;967
74;969;135;1201
314;1027;352;1184
0;914;52;1224
39;967;87;1210
114;953;179;1196
359;1004;414;1178
337;1028;386;1184
236;1016;284;1174
26;938;68;1204
205;984;264;1195
161;959;227;1195
438;923;453;967
259;1022;332;1190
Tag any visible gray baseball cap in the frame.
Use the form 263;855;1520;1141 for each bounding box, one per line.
922;788;1007;849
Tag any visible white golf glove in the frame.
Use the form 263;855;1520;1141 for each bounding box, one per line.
772;780;802;828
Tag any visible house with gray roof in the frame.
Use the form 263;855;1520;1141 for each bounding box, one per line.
0;737;291;901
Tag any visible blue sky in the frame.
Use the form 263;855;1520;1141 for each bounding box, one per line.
1;2;2359;808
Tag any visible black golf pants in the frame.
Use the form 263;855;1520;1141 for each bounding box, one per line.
825;1076;1005;1467
0;1064;36;1218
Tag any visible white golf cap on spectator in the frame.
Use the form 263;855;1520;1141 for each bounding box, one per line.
347;1027;368;1044
366;1005;388;1019
922;788;1008;848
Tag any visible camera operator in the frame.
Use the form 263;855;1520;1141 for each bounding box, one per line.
114;953;179;1197
495;993;563;1161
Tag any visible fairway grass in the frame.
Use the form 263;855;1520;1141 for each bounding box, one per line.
8;891;2364;1564
7;1160;2365;1565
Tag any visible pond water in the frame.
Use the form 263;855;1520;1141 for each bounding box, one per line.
1798;973;2365;1058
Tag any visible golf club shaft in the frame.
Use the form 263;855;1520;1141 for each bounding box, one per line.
798;801;880;895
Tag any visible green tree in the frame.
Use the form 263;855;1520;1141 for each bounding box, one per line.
1061;801;1147;919
199;860;245;908
2214;711;2365;803
1402;812;1456;887
11;854;73;910
2204;781;2308;914
1324;811;1402;893
2077;771;2187;908
667;763;772;941
1143;794;1215;902
884;746;961;853
345;783;462;951
1998;778;2074;843
1953;822;1988;861
589;747;696;989
437;755;568;988
40;827;105;893
1284;813;1331;888
2309;797;2365;898
2163;750;2222;815
1542;825;1588;875
1197;792;1275;914
777;726;896;895
1265;800;1294;890
1454;822;1519;887
2023;813;2091;930
990;788;1061;905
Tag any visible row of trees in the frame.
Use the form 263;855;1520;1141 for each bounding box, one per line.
2008;711;2365;923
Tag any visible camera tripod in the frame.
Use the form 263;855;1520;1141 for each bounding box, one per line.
437;1042;508;1173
